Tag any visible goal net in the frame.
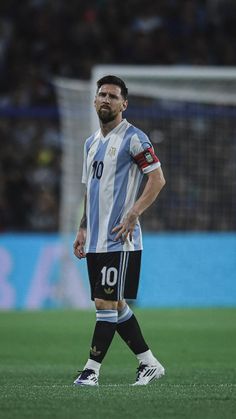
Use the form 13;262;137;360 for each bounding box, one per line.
56;65;236;234
54;66;236;305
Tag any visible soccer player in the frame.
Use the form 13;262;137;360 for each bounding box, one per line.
73;75;166;386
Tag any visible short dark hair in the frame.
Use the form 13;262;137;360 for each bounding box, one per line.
96;75;128;100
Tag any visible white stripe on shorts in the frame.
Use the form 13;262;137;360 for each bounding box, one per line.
118;252;130;300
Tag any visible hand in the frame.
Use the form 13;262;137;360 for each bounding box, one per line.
111;209;139;242
73;228;86;259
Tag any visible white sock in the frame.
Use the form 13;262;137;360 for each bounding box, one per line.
84;359;101;375
136;349;158;366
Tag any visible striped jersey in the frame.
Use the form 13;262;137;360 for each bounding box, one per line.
82;119;161;253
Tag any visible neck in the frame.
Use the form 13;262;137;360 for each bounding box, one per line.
100;117;123;137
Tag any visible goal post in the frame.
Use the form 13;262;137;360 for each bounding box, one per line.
54;65;236;306
53;78;92;308
92;66;236;128
55;78;91;234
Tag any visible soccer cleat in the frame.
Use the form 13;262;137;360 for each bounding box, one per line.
73;369;99;386
132;361;165;386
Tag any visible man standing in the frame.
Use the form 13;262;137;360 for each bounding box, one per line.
73;75;166;386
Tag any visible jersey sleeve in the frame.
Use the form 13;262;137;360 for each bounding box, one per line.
81;142;87;184
130;131;161;174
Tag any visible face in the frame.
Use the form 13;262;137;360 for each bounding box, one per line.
94;84;128;123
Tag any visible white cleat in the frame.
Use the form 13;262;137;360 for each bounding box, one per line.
132;361;165;386
73;369;99;386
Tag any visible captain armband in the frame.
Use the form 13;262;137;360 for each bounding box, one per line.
133;147;160;171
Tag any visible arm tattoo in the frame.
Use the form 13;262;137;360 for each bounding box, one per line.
80;214;87;229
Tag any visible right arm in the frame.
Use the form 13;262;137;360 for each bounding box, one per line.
73;193;87;259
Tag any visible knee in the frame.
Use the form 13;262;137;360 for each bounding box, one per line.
117;299;126;311
95;298;118;310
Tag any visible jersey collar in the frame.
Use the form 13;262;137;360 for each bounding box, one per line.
99;119;127;142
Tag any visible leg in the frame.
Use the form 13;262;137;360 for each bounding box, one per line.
114;251;164;385
116;300;165;385
88;298;118;364
117;299;149;355
74;252;121;386
74;298;118;386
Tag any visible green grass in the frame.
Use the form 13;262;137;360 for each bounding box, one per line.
0;309;236;419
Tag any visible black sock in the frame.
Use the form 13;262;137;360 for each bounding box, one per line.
117;312;149;355
89;309;118;364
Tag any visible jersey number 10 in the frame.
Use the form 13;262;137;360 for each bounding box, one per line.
92;161;104;179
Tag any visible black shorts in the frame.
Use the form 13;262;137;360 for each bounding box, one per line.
86;251;142;301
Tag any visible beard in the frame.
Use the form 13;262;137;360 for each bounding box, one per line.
97;108;116;123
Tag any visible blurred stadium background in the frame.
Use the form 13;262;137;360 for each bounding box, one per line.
0;0;236;309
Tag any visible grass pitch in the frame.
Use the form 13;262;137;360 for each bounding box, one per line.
0;308;235;419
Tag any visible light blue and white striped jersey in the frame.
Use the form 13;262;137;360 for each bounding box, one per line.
82;119;161;253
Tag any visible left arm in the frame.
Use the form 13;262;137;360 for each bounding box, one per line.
112;167;166;241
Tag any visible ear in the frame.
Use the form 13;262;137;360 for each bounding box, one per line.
121;100;128;112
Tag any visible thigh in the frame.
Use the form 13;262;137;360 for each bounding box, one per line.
123;250;142;300
87;252;122;301
86;251;142;301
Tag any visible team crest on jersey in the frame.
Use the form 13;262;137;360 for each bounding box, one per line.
108;147;117;157
144;151;154;163
89;148;95;156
